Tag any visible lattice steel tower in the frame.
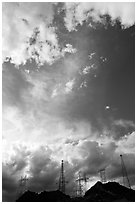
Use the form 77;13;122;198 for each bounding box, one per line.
76;171;83;197
17;175;28;198
59;160;66;194
120;154;131;189
99;168;106;183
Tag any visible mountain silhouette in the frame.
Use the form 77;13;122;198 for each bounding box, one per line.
16;181;135;202
16;190;71;202
84;181;135;202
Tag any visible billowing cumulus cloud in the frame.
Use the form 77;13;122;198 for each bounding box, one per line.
3;3;51;64
3;2;135;66
2;3;77;66
64;2;135;31
2;2;135;202
2;130;135;201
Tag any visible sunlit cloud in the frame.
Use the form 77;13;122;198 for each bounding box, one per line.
2;3;77;66
2;2;135;201
64;2;135;31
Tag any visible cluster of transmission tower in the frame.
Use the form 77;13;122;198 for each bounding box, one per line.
17;154;131;198
57;155;131;196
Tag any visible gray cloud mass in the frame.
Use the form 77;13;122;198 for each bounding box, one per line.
2;2;135;201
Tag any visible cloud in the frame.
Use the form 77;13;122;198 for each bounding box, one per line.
65;78;75;93
28;146;60;192
116;132;135;154
2;2;135;68
3;59;135;169
2;3;77;66
107;153;135;187
2;124;135;201
2;4;135;200
82;65;95;75
112;119;135;129
2;62;31;108
2;169;18;201
64;2;135;31
111;119;135;140
62;44;77;54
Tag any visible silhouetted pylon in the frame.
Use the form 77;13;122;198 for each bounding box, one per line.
98;168;106;183
76;171;83;197
120;154;131;189
83;173;89;192
58;160;66;194
17;175;28;198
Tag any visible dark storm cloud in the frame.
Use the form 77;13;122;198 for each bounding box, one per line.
69;140;135;189
2;133;135;201
28;147;59;192
2;146;58;201
29;146;53;176
2;171;18;202
2;145;31;201
64;138;135;192
70;141;117;176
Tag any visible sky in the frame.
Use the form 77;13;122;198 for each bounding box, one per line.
2;2;135;201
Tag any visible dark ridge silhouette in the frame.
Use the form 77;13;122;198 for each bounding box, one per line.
16;190;71;202
37;190;71;202
16;181;135;202
84;181;135;202
16;191;38;202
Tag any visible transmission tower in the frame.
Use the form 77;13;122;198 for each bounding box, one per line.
75;171;90;197
58;160;66;194
98;168;106;183
83;173;89;192
76;171;83;197
120;154;131;189
17;175;28;198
